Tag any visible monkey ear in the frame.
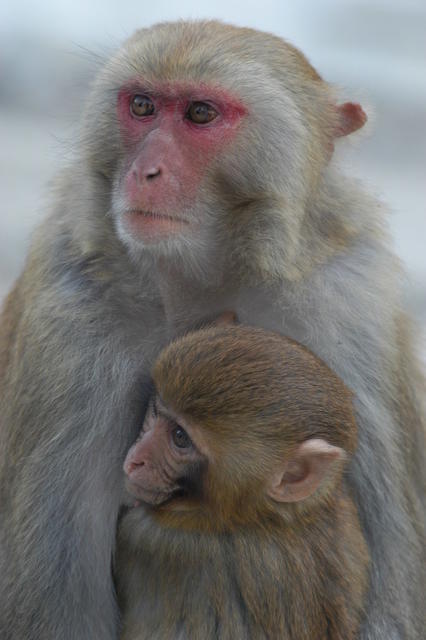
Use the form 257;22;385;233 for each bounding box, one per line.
335;102;367;137
268;438;345;503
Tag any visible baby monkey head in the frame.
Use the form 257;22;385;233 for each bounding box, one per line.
124;326;357;532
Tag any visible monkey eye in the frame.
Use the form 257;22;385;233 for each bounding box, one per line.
171;426;193;449
186;101;218;125
130;95;155;118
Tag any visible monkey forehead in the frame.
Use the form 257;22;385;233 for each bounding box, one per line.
107;20;323;98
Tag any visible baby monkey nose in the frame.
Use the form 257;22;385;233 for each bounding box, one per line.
124;459;145;476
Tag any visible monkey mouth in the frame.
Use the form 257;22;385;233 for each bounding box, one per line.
123;208;190;241
147;488;189;509
126;479;186;507
127;209;189;223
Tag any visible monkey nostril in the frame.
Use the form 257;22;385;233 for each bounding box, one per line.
146;168;161;180
127;460;145;475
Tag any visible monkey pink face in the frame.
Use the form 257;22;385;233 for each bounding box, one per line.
113;81;247;246
123;396;206;507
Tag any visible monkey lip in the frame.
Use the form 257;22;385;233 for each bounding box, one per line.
126;479;186;507
124;209;190;241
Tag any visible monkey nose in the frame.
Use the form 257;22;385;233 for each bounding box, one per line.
145;167;162;181
124;459;145;476
130;165;162;186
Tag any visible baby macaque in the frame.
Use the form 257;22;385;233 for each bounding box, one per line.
116;325;369;640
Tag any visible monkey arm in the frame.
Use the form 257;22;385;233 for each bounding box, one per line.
0;216;162;640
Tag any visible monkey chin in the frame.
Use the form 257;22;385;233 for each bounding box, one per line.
115;211;214;279
114;210;204;266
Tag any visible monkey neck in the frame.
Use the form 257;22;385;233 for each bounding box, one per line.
117;491;367;640
155;255;291;339
156;256;230;330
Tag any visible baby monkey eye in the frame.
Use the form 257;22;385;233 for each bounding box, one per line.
172;426;192;449
186;102;218;125
130;95;155;118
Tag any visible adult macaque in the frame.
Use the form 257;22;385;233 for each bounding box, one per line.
0;20;424;640
116;325;369;640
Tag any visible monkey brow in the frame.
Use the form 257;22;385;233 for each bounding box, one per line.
155;395;177;422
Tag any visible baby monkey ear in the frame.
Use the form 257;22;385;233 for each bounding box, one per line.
268;438;345;503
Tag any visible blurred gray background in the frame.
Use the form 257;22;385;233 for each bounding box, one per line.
1;0;425;359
